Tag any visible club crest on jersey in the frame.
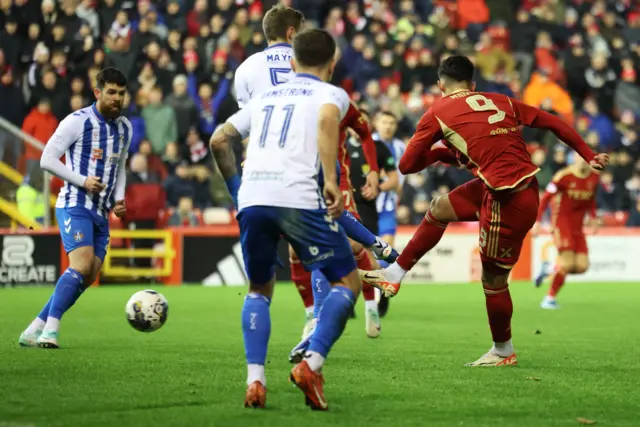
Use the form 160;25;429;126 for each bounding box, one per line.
74;231;84;242
91;148;103;161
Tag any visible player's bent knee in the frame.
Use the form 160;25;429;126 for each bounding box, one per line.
320;256;360;296
481;262;510;289
68;246;95;277
574;256;589;274
430;195;456;222
249;275;276;298
556;252;576;274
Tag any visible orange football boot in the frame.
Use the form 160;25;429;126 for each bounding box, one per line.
244;381;266;408
289;360;328;411
359;269;401;297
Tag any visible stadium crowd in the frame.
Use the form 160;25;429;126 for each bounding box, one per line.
1;0;640;226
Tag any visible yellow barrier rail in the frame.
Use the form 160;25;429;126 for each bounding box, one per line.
0;197;42;230
103;229;175;277
0;161;57;207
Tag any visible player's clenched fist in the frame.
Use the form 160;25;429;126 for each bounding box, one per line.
589;153;609;171
113;200;126;218
324;181;344;219
84;176;106;193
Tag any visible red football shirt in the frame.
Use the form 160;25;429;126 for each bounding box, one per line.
538;166;599;228
338;102;378;188
406;90;542;191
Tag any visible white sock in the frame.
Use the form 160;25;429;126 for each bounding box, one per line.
247;364;266;386
385;262;407;283
365;300;378;313
24;318;45;335
42;317;60;334
304;351;325;372
304;306;314;316
492;339;514;357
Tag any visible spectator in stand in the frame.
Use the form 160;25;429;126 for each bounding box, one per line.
0;68;24;168
142;85;178;155
165;75;199;144
21;98;57;175
138;140;168;182
164;161;194;208
168;196;201;227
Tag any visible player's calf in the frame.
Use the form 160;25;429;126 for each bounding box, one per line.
353;247;381;338
241;275;275;403
26;246;94;349
292;261;360;408
467;264;517;366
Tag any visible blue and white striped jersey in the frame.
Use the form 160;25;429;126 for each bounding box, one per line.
373;133;406;214
44;104;132;217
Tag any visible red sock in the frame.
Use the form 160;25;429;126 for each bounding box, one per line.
548;270;566;297
290;260;313;308
396;210;448;271
355;249;376;301
483;284;513;343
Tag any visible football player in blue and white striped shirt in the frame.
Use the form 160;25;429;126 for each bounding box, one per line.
19;67;132;349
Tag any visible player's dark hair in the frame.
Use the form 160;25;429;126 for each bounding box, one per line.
438;54;475;83
293;29;336;67
96;67;127;89
262;3;304;42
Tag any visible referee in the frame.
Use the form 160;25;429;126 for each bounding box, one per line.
346;108;399;317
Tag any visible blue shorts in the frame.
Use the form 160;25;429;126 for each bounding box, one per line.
56;207;110;262
237;206;355;285
378;211;397;237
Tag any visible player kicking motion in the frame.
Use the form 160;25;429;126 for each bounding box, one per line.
19;67;131;349
360;55;608;366
533;156;600;309
212;29;363;410
225;3;394;339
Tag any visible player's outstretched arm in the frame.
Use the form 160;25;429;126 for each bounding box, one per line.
209;122;241;180
512;99;608;170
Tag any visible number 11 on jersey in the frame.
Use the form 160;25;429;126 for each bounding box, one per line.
259;104;296;148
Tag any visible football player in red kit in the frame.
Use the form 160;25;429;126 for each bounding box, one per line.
533;156;600;309
360;55;608;366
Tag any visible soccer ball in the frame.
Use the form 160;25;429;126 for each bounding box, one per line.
125;290;169;332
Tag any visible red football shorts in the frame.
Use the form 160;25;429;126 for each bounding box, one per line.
553;222;588;254
449;177;540;271
340;185;360;219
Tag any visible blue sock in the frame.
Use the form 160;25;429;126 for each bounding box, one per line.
48;268;85;320
311;270;331;318
225;174;241;208
308;286;355;358
337;211;376;246
378;260;390;269
37;295;53;322
241;293;271;365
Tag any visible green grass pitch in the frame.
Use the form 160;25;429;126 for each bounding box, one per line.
0;282;639;427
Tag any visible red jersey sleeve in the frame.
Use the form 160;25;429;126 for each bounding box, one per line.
346;103;379;173
400;109;444;174
511;99;595;163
